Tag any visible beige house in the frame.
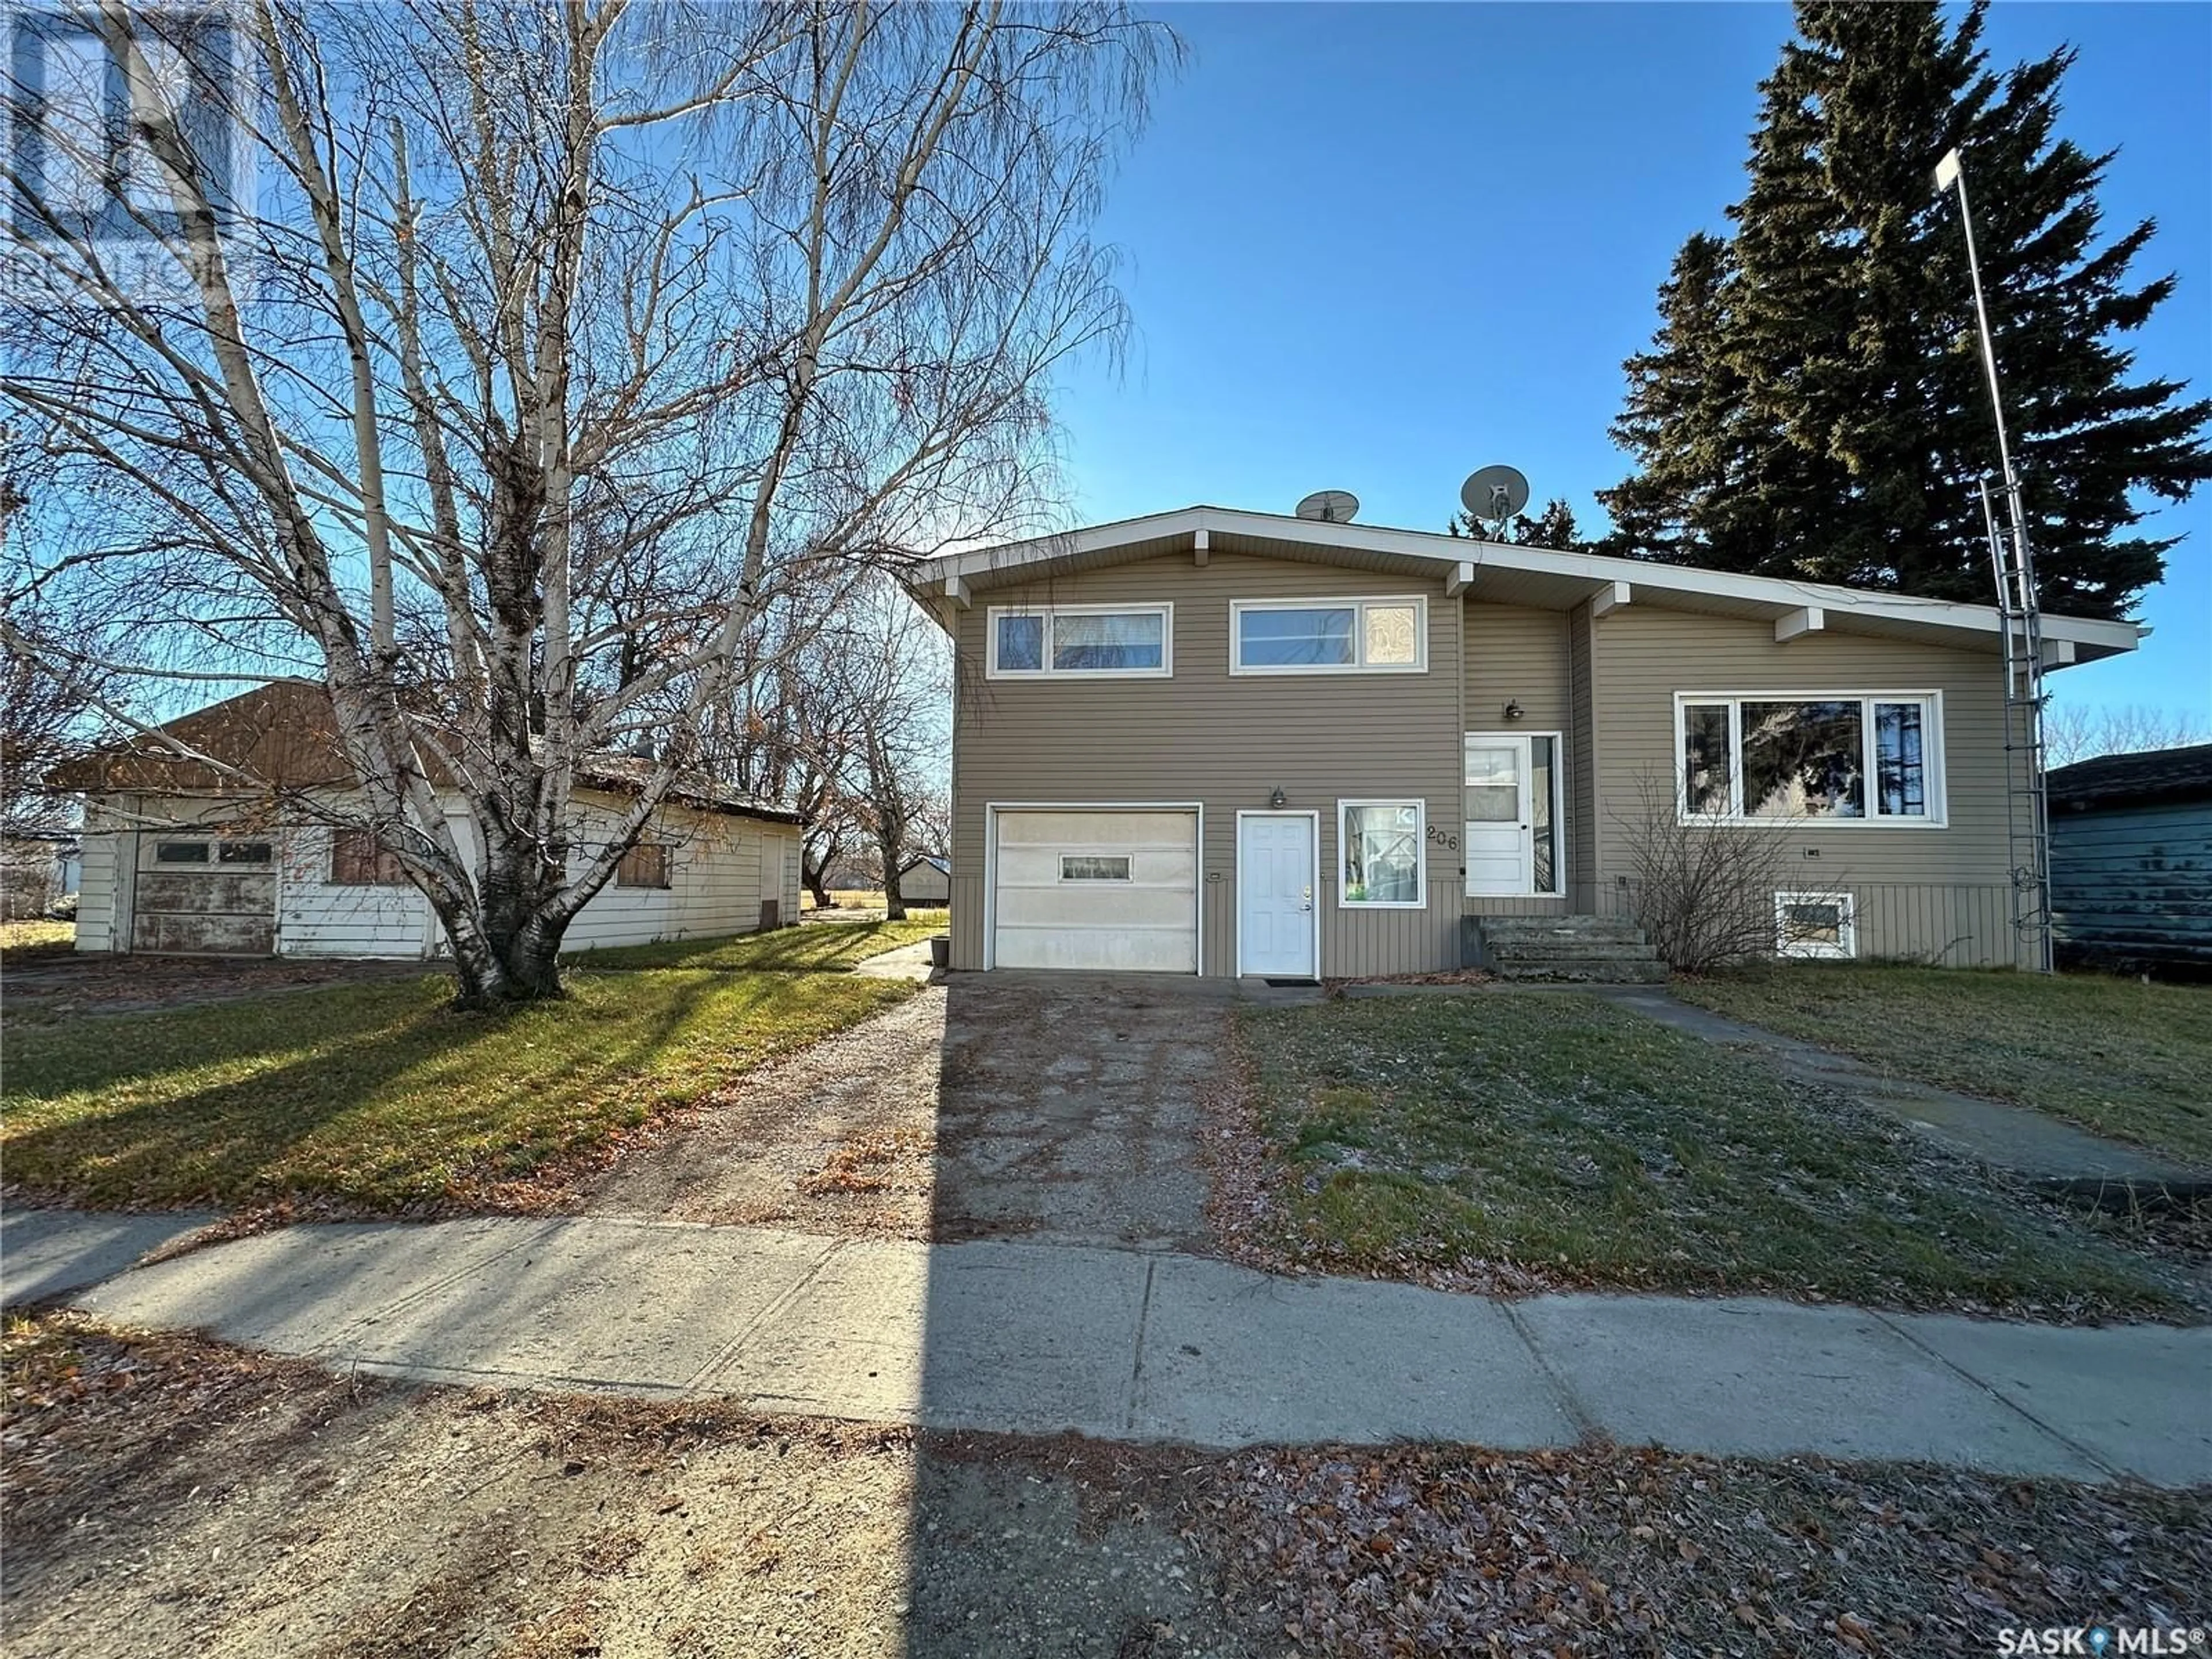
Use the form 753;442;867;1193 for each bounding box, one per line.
903;506;2139;979
896;855;953;905
54;684;802;959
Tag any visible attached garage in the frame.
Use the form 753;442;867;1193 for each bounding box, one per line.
989;807;1198;972
130;831;278;955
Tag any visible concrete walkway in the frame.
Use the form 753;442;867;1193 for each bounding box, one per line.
15;1207;2207;1487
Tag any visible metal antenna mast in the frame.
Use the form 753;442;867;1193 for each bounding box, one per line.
1936;146;2052;974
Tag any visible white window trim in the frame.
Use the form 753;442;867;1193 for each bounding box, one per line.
1336;797;1429;910
1775;890;1857;959
985;602;1173;680
1673;691;1947;828
1463;730;1566;899
1229;594;1429;676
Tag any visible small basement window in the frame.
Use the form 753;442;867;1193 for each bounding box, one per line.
1059;854;1131;882
617;842;673;889
153;840;210;863
1775;891;1855;959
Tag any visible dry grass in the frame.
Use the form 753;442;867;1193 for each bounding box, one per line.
1;962;916;1212
1237;990;2198;1318
1677;965;2212;1168
0;918;74;956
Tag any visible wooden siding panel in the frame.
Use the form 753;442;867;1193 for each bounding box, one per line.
2052;798;2212;966
1590;609;2017;964
950;552;1462;976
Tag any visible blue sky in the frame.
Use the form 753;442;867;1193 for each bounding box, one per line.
1051;2;2212;719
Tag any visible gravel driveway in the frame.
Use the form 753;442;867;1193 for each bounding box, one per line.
584;972;1228;1251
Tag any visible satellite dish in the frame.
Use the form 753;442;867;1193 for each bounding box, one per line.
1295;489;1360;524
1460;465;1530;531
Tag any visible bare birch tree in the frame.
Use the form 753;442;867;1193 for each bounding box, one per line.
2;0;1169;1001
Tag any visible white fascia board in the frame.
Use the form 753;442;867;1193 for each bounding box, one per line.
906;506;2145;658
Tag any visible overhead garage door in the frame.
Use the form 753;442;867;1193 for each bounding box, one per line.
991;809;1198;972
131;833;278;955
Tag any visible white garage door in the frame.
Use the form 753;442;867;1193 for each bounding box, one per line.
991;809;1198;972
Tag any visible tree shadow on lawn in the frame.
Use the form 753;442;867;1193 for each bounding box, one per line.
0;968;899;1214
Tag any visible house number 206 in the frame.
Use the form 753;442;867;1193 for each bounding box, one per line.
1426;826;1460;851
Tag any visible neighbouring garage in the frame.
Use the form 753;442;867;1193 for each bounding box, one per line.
130;831;278;955
990;807;1198;972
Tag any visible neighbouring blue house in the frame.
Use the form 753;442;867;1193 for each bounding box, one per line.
2048;741;2212;975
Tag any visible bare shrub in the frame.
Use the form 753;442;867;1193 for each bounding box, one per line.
1610;774;1796;972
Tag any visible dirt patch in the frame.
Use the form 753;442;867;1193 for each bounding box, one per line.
9;1316;2206;1659
2;1316;1269;1659
585;975;1228;1251
1;950;431;1021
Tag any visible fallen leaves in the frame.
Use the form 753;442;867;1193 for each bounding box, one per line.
1192;1443;2212;1658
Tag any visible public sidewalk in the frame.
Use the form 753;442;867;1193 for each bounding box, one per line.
7;1206;2207;1487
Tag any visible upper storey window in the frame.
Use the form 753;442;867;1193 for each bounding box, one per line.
987;604;1171;679
1231;596;1426;673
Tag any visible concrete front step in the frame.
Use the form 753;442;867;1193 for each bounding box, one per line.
1491;957;1671;984
1486;938;1662;963
1475;917;1647;944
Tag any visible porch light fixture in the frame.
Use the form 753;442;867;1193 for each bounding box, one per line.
1504;700;1524;722
1269;787;1287;809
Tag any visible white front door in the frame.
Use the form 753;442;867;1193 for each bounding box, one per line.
1238;813;1316;978
1464;736;1532;896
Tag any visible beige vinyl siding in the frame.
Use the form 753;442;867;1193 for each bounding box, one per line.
1463;603;1573;919
1590;608;2017;964
1567;604;1599;913
949;552;1461;977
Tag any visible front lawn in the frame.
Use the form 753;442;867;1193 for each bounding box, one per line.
1;963;916;1213
1675;966;2212;1169
572;912;946;972
1239;992;2193;1317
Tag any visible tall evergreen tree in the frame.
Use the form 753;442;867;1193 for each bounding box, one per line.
1601;1;2210;619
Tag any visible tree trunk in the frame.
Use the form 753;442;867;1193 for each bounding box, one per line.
430;821;574;1007
881;858;906;922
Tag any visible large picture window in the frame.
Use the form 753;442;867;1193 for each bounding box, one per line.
1338;799;1426;908
1676;694;1943;825
1232;597;1426;674
987;604;1171;679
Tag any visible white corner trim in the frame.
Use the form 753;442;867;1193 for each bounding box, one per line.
1775;606;1824;643
1591;580;1631;619
1193;527;1210;567
943;574;970;609
1445;560;1474;597
2040;638;2077;669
